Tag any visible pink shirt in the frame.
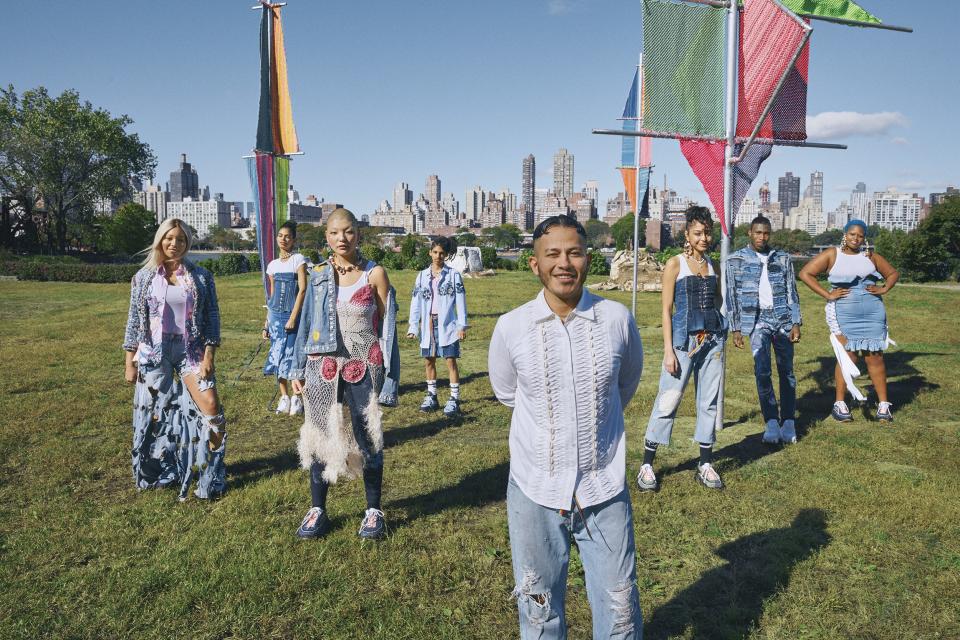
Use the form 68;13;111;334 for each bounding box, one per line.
430;270;440;315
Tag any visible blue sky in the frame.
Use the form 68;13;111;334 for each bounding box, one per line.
3;0;958;215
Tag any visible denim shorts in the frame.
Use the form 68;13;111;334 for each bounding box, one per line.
421;314;460;358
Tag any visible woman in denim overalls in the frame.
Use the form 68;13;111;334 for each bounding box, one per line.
262;221;308;415
637;207;727;492
123;218;226;501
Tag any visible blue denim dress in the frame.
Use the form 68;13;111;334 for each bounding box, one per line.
264;271;300;379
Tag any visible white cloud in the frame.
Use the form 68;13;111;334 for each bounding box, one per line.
805;111;908;140
891;137;909;145
548;0;574;15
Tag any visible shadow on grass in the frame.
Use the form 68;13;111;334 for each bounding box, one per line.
383;413;467;449
794;351;941;431
645;508;830;640
228;448;300;491
387;461;509;530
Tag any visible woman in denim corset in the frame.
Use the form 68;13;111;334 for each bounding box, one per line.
123;218;226;501
637;206;727;492
290;208;393;540
262;221;308;416
799;219;899;422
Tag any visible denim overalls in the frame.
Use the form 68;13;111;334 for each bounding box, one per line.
264;271;300;379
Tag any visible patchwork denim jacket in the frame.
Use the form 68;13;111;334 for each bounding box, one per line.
407;265;468;349
724;247;802;336
122;260;221;369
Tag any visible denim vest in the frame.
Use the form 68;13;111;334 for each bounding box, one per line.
291;260;400;385
267;272;299;314
724;247;802;336
671;270;723;351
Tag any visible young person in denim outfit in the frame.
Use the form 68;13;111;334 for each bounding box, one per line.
637;206;727;492
291;209;394;540
262;221;308;416
123;218;226;501
799;219;899;422
490;215;644;639
407;237;468;418
725;215;802;444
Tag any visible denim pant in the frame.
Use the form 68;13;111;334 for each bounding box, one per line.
507;479;642;639
749;309;796;423
134;333;226;499
645;332;725;446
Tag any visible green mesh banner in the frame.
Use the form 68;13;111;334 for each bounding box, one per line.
642;0;726;138
778;0;881;24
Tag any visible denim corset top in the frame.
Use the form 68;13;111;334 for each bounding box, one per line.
268;272;299;313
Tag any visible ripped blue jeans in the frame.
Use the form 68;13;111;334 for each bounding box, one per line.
507;478;642;639
132;333;226;499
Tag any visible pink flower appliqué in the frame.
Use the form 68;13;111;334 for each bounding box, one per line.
367;341;384;366
350;284;374;306
341;359;367;383
320;357;339;381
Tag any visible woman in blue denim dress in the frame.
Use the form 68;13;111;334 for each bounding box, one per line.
637;207;727;492
262;221;308;415
123;218;227;500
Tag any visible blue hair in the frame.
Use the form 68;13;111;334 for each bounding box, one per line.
844;219;867;233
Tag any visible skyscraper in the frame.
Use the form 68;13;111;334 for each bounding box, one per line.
553;148;574;199
169;153;199;202
759;181;771;207
522;154;536;229
425;175;441;205
851;182;868;220
804;170;823;209
778;172;800;214
392;182;412;213
465;186;486;222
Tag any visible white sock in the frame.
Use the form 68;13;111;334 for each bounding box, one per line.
427;380;437;395
450;383;460;400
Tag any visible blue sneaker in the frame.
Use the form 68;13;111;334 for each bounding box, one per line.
831;401;853;423
419;393;439;412
762;419;781;444
296;507;330;539
443;397;461;418
358;508;386;540
876;402;894;422
780;419;797;444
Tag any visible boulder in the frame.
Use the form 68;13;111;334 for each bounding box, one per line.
591;249;663;292
447;246;484;274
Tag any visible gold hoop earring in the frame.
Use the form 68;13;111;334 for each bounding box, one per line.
684;240;692;255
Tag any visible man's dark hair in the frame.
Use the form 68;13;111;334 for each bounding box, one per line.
431;236;454;254
685;206;714;230
532;214;587;243
750;215;771;229
279;220;298;238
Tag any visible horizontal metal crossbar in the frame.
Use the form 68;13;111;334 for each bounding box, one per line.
592;128;846;150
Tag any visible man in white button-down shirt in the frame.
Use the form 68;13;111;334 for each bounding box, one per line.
489;215;644;639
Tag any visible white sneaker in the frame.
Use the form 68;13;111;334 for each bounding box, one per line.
289;395;303;415
762;419;781;444
780;419;797;444
276;395;290;415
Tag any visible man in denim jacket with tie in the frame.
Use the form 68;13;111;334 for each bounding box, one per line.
725;215;803;444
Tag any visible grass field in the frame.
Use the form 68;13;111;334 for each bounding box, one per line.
1;270;959;639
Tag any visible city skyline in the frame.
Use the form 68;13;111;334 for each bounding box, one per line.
3;2;956;218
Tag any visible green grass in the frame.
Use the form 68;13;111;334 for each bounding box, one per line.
1;271;958;639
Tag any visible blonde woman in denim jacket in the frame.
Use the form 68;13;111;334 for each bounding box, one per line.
123;218;226;501
407;237;468;417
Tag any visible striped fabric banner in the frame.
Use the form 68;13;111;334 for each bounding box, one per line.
274;155;290;228
618;166;651;217
255;6;274;154
247;152;276;300
255;4;299;155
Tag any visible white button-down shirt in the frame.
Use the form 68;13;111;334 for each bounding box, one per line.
489;289;643;510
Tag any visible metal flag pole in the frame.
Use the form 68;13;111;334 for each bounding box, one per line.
631;53;642;318
716;0;739;431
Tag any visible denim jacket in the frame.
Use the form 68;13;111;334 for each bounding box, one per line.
725;247;802;336
122;260;220;369
379;285;401;405
291;260;399;385
407;265;468;349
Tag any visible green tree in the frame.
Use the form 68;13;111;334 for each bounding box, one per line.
102;203;157;256
400;233;422;260
587;250;610;275
456;230;477;247
584;219;611;249
813;229;843;246
0;85;156;253
732;223;751;251
900;197;960;281
770;229;812;254
610;214;646;251
487;224;521;249
207;225;246;251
